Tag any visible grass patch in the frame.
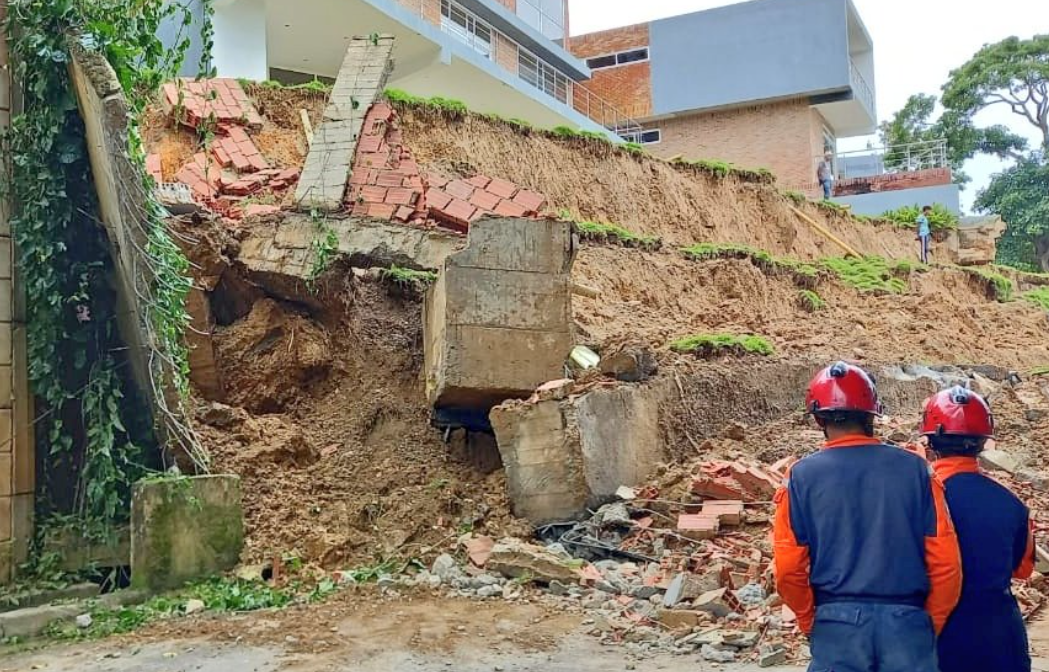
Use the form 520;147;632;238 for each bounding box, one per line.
622;142;646;156
384;89;467;115
798;289;826;312
380;265;438;288
681;243;820;287
240;78;333;94
879;203;958;231
671;157;776;185
1030;365;1049;377
1022;287;1049;311
815;199;849;214
961;266;1015;302
562;211;660;250
670;333;774;358
820;256;908;294
783;190;807;205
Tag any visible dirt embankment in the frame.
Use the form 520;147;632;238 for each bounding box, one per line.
572;245;1049;370
397;108;933;262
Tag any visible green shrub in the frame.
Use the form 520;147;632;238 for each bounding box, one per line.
427;96;468;114
820;256;908;294
798;289;826;312
384;88;427;106
670;333;774;357
551;125;579;138
879;204;958;231
1022;287;1049;311
507;117;533;130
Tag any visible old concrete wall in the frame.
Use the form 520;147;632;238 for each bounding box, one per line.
945;217;1005;267
0;3;35;585
424;217;576;410
68;43;198;459
491;383;665;524
131;475;243;591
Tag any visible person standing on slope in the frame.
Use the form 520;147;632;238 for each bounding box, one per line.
773;361;962;672
923;386;1034;672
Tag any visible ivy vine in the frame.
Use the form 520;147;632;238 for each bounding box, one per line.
2;0;207;538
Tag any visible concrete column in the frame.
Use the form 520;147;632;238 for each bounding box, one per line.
0;2;36;585
213;0;269;81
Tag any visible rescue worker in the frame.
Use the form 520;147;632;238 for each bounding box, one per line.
773;361;962;672
923;386;1034;672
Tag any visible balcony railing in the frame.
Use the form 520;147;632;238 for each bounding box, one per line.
849;58;876;119
830;138;949;180
400;0;643;138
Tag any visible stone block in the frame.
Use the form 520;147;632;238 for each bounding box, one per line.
0;454;9;496
131;475;243;591
0;541;12;586
11;493;31;566
0;236;10;279
43;525;129;573
0;321;10;367
486;538;578;584
0;496;9;542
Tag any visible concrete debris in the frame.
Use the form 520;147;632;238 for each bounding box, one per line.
615;486;637;501
598;347;658;382
570;345;601;370
759;644;789;667
487;539;580;584
75;613;93;629
184;599;206;615
701;643;737;662
981;449;1020;474
431;554;463;583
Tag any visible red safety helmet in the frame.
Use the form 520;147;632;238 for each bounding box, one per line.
806;361;881;415
921;386;995;438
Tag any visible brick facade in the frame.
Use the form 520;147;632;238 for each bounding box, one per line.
569;23;652;118
835;168;953;196
645;99;829;188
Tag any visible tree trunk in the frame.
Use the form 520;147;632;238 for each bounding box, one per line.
1036;235;1049;273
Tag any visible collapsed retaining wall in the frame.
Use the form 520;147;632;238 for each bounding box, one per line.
492;359;986;523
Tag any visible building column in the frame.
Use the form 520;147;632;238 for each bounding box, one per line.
213;0;269;81
0;3;36;585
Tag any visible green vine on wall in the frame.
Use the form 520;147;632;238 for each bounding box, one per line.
2;0;206;538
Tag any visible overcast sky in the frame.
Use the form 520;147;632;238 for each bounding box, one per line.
570;0;1048;213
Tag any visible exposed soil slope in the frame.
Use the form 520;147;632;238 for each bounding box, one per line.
397;107;935;261
573;245;1049;370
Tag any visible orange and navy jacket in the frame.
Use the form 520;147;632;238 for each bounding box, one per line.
934;456;1035;588
772;436;962;634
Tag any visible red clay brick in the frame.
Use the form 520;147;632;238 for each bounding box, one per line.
445;179;475;201
225;126;251;144
370;103;394;122
366;203;398;219
493;198;528;217
405;175;425;191
436;198;476;225
360;185;388;203
145;154;164;182
394;206;414;222
385;187;416;206
229;150;252;173
247;153;270;172
376;171;406;188
396;159;419;175
358;152;390;169
691;476;746;501
357;135;384;154
244;203;281;218
512;189;545;213
275;168;300;182
349;169;374;185
470;189;501;212
351;202;370;217
677;513;720;540
211;144;233;168
701;500;745;526
425;173;451;189
427;189;453;212
486;178;518;199
467;174;492;189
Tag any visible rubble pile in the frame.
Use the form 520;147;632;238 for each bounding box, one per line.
152;78;301;219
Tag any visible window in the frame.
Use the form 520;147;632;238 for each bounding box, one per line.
516;0;565;42
620;128;661;145
518;48;569;104
441;0;493;59
586;47;650;71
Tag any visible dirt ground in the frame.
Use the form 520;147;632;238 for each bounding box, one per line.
7;597;1049;672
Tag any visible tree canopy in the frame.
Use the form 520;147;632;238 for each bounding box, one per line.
980;157;1049;271
942;34;1049;152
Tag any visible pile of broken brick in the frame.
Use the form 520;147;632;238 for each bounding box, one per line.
151;79;301;220
152;79;550;233
388;458;802;666
347;102;547;231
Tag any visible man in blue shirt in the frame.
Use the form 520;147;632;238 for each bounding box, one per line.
916;205;932;264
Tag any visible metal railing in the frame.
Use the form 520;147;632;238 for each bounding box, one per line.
400;0;643;137
826;138;949;180
849;58;876;118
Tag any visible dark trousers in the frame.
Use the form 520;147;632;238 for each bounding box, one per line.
919;234;930;264
938;593;1030;672
808;602;938;672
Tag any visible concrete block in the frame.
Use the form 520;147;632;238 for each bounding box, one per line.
131;475;243;591
0;541;10;586
11;493;31;566
0;603;81;639
0;364;11;409
0;409;8;453
0;321;10;367
0;236;10;279
0;280;10;322
491;384;665;524
43;526;129;573
424;218;576;410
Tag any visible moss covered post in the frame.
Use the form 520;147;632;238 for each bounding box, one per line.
130;475;244;591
